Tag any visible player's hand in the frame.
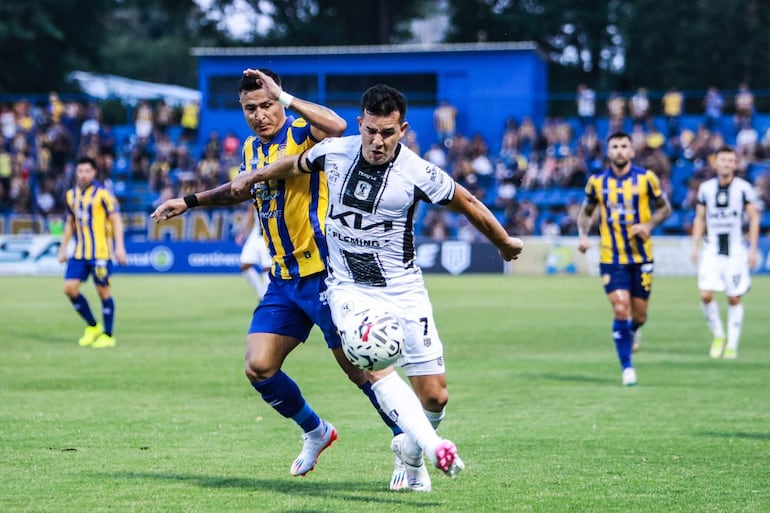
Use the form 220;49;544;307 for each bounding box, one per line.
150;198;188;222
114;247;128;266
243;68;282;101
231;172;255;197
748;249;757;270
499;236;524;261
577;236;591;253
630;223;652;241
57;249;67;264
690;247;699;265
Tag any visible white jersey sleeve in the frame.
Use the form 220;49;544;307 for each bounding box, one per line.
305;137;455;287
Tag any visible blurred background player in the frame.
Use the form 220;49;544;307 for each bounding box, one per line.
577;131;671;386
236;206;271;299
58;156;127;348
690;145;759;359
152;69;405;486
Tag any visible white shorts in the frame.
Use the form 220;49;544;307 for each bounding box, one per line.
697;251;751;297
240;227;272;270
327;282;445;377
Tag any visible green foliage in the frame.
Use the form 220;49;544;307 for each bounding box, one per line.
0;0;110;93
2;274;769;512
251;0;428;45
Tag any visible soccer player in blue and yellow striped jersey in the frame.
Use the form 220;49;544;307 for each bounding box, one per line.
58;156;127;348
151;69;404;484
577;131;671;386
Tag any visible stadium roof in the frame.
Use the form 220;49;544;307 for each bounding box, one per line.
68;71;201;106
191;41;537;57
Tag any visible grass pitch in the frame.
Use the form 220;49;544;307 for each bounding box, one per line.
1;273;768;512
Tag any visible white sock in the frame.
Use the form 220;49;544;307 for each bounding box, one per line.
424;408;445;430
726;303;744;350
372;372;441;457
243;268;268;299
700;301;724;339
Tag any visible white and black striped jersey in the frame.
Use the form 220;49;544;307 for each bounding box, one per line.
696;176;758;257
304;136;456;287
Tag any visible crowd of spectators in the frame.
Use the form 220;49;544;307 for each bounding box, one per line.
2;87;769;239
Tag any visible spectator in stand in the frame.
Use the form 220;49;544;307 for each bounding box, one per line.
433;99;457;148
500;118;519;162
733;82;754;133
424;142;448;169
629;88;651;130
662;86;684;137
518;116;538;155
180;99;200;143
735;122;758;166
704;87;724;133
576;83;596;130
607;91;626;133
134;100;154;141
154;100;173;138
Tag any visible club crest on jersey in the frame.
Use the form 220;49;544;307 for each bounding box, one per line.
354;181;372;200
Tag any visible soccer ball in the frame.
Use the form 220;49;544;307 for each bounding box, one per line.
342;312;403;371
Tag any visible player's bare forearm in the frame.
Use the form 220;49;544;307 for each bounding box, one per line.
291;98;347;138
648;195;673;229
576;200;595;238
231;155;301;196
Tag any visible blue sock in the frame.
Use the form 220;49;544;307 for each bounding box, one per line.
251;371;320;433
630;319;642;335
613;319;633;369
360;381;402;436
70;294;97;326
101;297;115;336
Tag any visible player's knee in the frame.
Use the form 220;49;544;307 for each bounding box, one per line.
244;354;278;382
63;282;78;297
421;391;448;412
612;303;630;318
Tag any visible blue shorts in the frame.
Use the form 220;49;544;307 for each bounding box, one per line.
599;262;654;299
248;271;341;349
65;258;113;286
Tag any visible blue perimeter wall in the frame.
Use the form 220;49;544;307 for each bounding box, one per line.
193;42;547;153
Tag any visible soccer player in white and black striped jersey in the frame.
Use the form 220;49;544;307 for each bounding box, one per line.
690;145;760;359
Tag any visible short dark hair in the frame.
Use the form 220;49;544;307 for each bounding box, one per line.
361;84;407;122
239;68;281;93
77;156;98;169
715;144;735;155
607;131;631;143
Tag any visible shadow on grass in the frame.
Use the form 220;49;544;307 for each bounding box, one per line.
696;431;770;440
520;372;614;384
94;471;440;507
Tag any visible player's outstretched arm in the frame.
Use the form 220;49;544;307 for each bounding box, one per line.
231;154;302;197
446;183;523;261
151;182;252;222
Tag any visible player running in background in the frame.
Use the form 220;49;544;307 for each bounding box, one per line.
152;69;405;485
690;145;759;359
236;206;271;299
577;131;672;386
58;156;127;348
231;84;524;491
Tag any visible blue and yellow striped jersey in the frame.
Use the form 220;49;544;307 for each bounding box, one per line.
584;165;664;264
241;117;326;279
65;182;120;260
